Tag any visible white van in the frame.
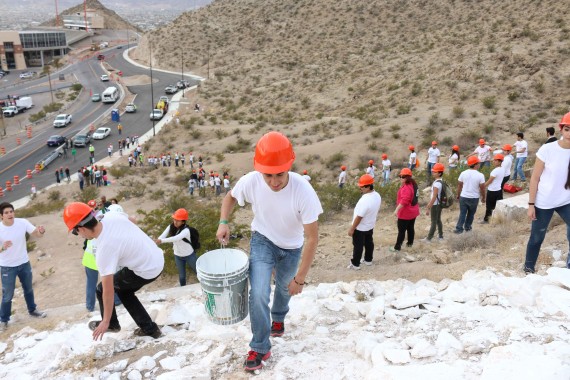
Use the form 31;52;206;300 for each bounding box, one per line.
102;86;118;103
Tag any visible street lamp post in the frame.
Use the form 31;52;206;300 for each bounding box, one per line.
181;50;185;98
150;42;155;136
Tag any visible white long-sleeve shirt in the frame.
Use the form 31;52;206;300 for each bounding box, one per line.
158;226;194;257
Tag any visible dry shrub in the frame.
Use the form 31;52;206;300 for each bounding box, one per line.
447;230;496;252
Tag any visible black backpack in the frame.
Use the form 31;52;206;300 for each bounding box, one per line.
182;225;201;250
436;179;454;209
411;183;419;206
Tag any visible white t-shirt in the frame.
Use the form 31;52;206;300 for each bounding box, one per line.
302;175;312;182
96;213;164;279
535;142;570;209
231;172;323;249
214;177;221;186
427;147;440;163
409;152;417;166
338;171;347;184
448;153;459;167
431;180;443;205
366;166;376;178
458;169;485;198
475;145;492;162
158;225;194;257
0;218;36;267
353;191;381;231
502;154;513;178
514;140;528;158
488;167;505;191
223;178;230;188
382;159;391;171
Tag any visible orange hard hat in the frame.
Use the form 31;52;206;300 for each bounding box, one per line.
303;170;308;174
340;165;347;170
431;163;445;172
368;160;374;165
560;112;570;129
479;139;485;145
493;154;504;161
408;145;415;151
400;168;413;177
63;202;93;231
432;141;437;145
381;154;388;159
358;174;374;186
502;144;512;151
87;200;97;208
452;145;460;151
172;208;189;221
253;132;295;174
467;156;480;166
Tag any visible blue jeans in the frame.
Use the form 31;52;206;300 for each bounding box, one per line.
0;261;37;322
249;232;301;354
480;161;491;168
455;197;480;233
513;157;527;181
427;162;435;177
525;203;570;272
174;254;197;286
382;170;390;186
85;267;98;311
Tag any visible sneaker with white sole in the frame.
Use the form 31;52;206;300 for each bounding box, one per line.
420;238;432;243
29;309;47;318
360;259;372;266
244;350;271;371
347;263;361;270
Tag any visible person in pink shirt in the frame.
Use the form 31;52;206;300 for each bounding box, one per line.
390;168;420;252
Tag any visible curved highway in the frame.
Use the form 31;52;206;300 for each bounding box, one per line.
0;46;197;203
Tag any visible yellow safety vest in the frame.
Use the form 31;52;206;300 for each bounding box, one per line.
82;240;98;270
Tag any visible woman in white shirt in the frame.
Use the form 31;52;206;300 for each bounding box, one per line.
381;154;391;186
524;117;570;274
448;145;460;170
155;208;197;286
408;145;417;170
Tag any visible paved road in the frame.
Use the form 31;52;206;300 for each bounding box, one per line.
0;46;197;203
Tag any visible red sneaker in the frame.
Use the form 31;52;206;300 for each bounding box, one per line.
244;350;271;371
271;321;284;337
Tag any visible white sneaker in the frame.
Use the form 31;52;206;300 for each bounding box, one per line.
360;259;372;266
438;237;444;242
0;321;7;332
347;263;361;270
420;238;432;243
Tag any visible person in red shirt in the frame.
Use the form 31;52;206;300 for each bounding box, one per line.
390;168;420;251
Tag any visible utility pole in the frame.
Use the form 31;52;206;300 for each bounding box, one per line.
54;0;60;27
181;49;185;98
0;110;6;137
150;42;155;136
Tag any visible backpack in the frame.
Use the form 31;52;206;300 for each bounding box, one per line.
436;179;454;208
411;183;419;206
182;225;201;250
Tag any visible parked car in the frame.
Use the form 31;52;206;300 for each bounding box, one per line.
74;134;91;147
97;54;105;60
150;109;164;120
19;71;35;79
53;114;72;128
125;103;137;113
91;93;101;102
92;127;111;140
165;85;178;94
117;46;123;49
100;74;109;82
0;70;9;76
176;80;190;89
46;135;65;147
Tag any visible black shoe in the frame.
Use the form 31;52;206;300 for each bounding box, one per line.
453;229;463;234
29;309;47;318
523;267;535;274
244;350;271;371
133;327;162;339
88;320;121;332
271;321;284;337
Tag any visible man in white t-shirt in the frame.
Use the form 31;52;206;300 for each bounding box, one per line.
338;165;347;188
426;141;440;181
467;139;492;168
483;154;506;223
223;175;231;194
302;170;311;182
512;132;528;182
454;156;486;234
501;144;514;189
348;175;381;269
366;160;376;178
381;154;391;186
63;202;164;340
216;132;322;372
408;145;417;170
0;202;47;332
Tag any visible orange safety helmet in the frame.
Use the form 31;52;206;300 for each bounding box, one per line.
87;200;97;209
467;156;480;166
253;132;295;174
368;160;374;165
493;154;504;161
63;202;93;231
431;141;437;145
358;174;374;186
172;208;189;221
303;170;308;175
340;165;347;171
381;154;388;159
479;139;485;145
408;145;415;151
400;168;413;177
502;144;512;151
452;145;460;151
431;163;445;172
560;112;570;129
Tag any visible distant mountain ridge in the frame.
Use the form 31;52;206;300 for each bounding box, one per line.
19;0;201;9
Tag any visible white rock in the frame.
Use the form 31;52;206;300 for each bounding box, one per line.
32;331;49;341
366;296;385;322
323;300;343;312
536;284;570;317
315;326;329;334
354;280;375;301
13;336;35;350
461;331;497;354
159;355;185;370
552;260;567;268
156;366;211;379
146;293;167;302
131;356;156;372
0;342;7;354
551;250;563;261
436;330;463;354
155;303;194;326
114;340;136;353
127;370;142;380
152;350;168;360
105;359;129;373
495;193;529;220
392;296;431;310
94;344;114;360
383;348;411;364
546;267;570;289
411;339;437;358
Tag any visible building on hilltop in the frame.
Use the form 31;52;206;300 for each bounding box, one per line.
0;30;67;70
62;9;105;31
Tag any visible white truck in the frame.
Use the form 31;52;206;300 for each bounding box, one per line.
2;96;34;117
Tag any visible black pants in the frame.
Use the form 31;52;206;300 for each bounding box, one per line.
351;229;374;266
395;218;416;250
96;267;161;334
427;205;443;240
484;189;503;221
